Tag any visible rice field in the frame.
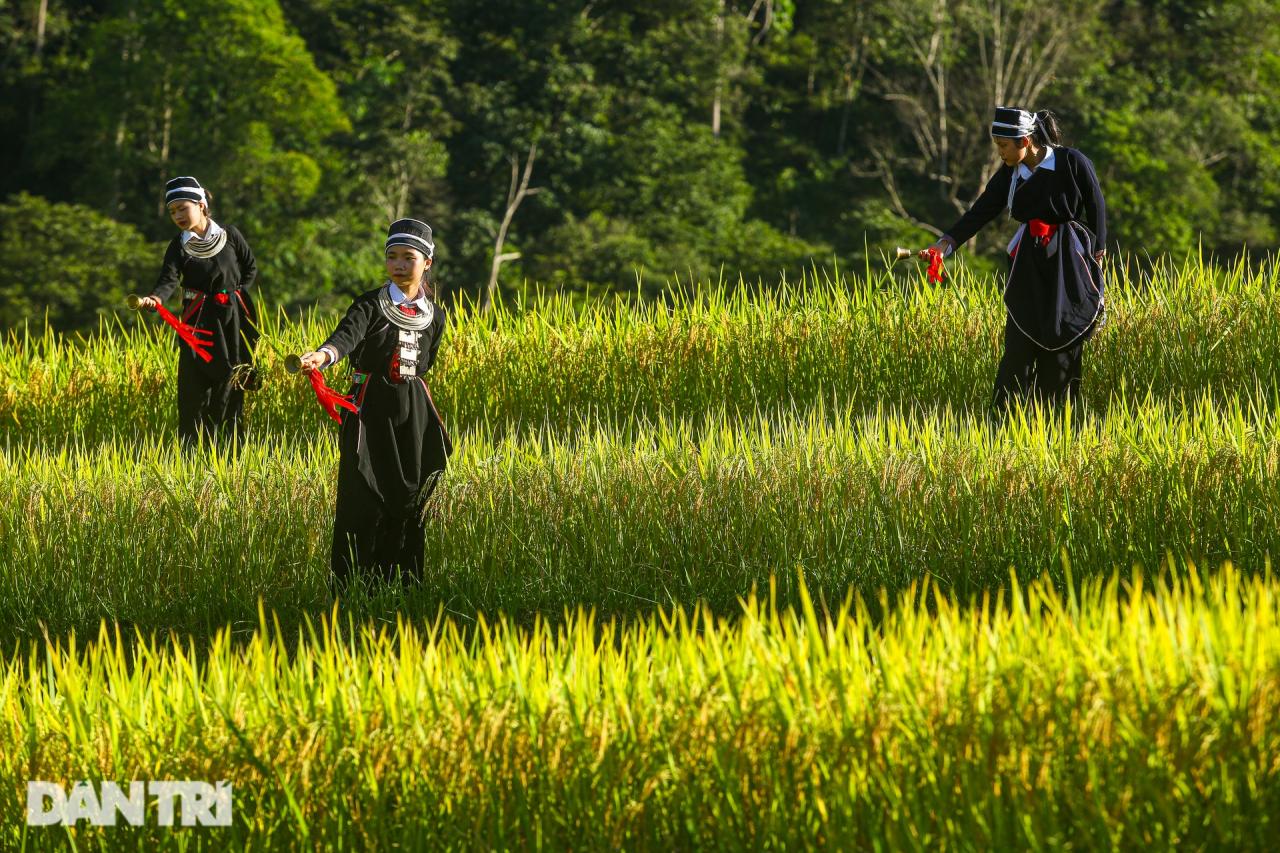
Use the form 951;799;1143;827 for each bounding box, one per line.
4;254;1279;444
0;398;1277;644
3;255;1279;848
3;568;1277;849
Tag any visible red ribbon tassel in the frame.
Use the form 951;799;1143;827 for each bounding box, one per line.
307;369;359;423
925;247;945;284
152;304;214;362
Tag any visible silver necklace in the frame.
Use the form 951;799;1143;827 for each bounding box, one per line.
376;283;434;331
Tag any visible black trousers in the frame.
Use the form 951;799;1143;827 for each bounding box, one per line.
991;319;1086;412
177;358;245;448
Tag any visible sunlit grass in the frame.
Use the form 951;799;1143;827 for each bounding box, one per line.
4;254;1279;444
2;396;1276;641
2;565;1275;848
4;256;1279;846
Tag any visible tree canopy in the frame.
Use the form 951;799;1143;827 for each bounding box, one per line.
2;0;1277;330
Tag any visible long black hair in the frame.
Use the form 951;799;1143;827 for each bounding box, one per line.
1032;110;1063;146
420;262;438;301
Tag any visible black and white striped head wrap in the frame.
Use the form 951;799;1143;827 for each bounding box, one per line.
165;176;207;207
991;107;1037;139
385;218;435;260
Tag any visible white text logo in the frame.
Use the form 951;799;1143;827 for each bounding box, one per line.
26;781;232;827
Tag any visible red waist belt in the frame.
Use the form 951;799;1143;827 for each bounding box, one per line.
1028;219;1058;244
1011;219;1059;257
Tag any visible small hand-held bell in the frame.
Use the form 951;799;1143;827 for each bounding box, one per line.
284;354;304;374
892;247;913;261
125;294;144;310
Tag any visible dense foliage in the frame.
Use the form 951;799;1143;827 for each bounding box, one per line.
3;0;1279;330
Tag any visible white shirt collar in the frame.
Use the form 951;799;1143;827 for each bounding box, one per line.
1017;145;1056;180
388;281;430;311
180;218;222;245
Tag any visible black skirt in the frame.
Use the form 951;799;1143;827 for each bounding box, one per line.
331;371;451;582
1003;220;1104;351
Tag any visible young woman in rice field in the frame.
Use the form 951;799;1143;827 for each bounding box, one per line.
296;219;451;585
924;107;1107;412
137;176;261;447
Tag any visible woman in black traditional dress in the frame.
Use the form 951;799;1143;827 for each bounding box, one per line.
138;176;260;446
297;219;451;584
925;107;1107;411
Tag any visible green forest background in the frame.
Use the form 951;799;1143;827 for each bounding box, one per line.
2;0;1278;331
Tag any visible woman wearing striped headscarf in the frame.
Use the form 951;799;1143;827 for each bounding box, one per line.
137;176;261;446
296;219;451;585
925;108;1107;413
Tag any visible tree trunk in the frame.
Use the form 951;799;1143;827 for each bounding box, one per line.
35;0;48;56
712;3;725;137
483;141;539;312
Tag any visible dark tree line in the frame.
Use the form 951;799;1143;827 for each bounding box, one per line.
2;0;1278;330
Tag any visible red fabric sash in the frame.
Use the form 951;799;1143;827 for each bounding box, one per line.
1028;219;1059;245
152;304;214;362
307;369;359;423
925;247;945;283
1010;219;1060;257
